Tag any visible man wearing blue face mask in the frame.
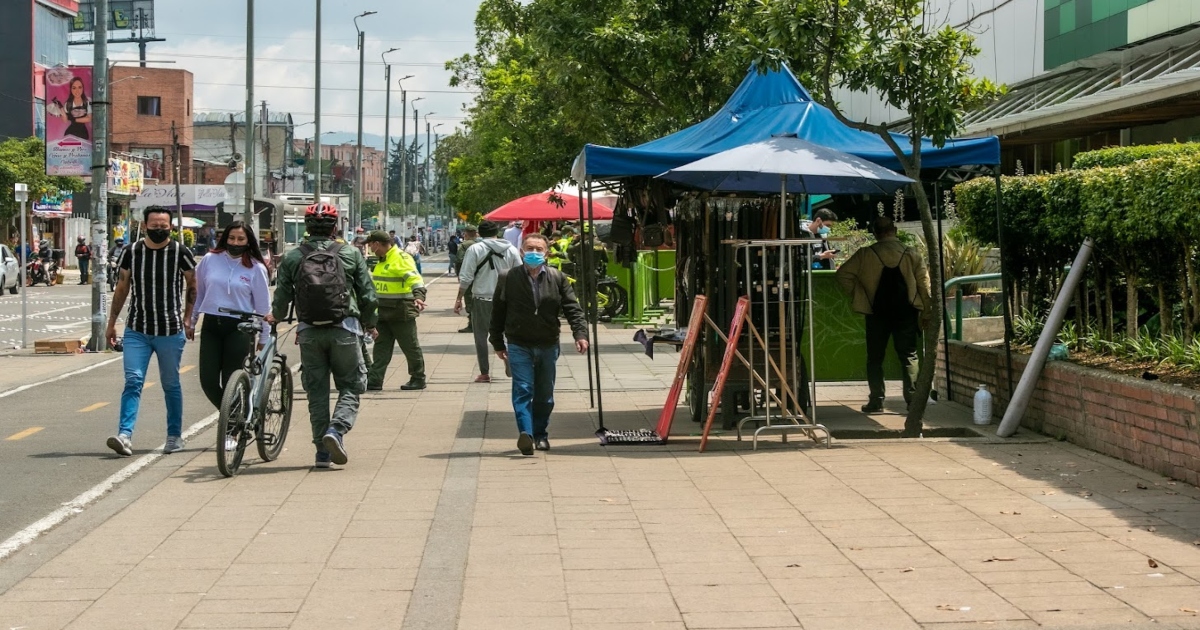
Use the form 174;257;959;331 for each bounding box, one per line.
800;209;839;270
490;234;589;455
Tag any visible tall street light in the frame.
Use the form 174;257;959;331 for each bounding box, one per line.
409;97;423;219
314;0;323;204
14;183;28;349
397;75;414;228
432;122;444;220
424;112;435;221
352;10;377;232
380;48;399;232
244;0;255;225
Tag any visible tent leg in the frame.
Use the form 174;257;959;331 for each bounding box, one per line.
578;186;595;409
994;171;1016;400
587;178;604;426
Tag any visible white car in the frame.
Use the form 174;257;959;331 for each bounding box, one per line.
0;245;19;294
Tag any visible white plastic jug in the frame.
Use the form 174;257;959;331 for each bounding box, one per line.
973;384;993;425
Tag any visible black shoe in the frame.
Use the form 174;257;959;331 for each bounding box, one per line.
458;325;473;333
400;380;426;391
517;432;534;456
366;384;383;391
861;403;884;413
535;437;550;451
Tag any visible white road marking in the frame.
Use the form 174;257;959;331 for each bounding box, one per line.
0;357;122;400
0;409;219;561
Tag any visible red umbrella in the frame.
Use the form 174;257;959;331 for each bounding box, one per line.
484;192;614;222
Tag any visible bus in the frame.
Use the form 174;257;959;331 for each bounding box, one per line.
272;193;351;254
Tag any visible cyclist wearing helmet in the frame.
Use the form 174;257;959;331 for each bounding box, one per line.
267;202;378;469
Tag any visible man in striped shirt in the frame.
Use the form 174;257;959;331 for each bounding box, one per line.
105;206;198;457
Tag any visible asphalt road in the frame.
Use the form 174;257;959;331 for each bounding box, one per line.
0;252;453;547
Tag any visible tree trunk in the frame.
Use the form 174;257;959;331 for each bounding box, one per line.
902;179;940;438
1126;272;1139;338
1105;270;1114;340
1182;253;1193;342
1188;247;1199;329
1159;283;1173;338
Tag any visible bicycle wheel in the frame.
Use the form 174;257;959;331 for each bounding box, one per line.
256;360;293;462
216;370;251;477
599;283;628;319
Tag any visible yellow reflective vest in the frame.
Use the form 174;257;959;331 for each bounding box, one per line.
371;246;425;320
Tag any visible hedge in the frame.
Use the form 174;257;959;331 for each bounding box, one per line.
1071;142;1200;169
955;151;1200;339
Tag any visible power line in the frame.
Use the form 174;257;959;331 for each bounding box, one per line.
194;108;466;120
193;82;478;94
102;52;445;66
154;31;473;45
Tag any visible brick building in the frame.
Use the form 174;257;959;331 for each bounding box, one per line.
292;139;384;204
109;65;193;183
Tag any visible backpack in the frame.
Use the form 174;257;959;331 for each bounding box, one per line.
870;246;916;317
464;243;504;297
295;242;350;326
405;241;422;256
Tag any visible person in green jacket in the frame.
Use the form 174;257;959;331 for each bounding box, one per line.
267;203;379;468
365;230;427;391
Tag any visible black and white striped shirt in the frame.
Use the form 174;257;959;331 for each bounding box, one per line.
118;241;196;336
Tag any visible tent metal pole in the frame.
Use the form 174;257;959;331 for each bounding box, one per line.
936;182;953;402
578;186;595;408
587;178;604;425
994;170;1016;399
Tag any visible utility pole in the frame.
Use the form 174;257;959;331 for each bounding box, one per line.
172;121;183;233
353;11;376;233
260;100;270;195
407;95;422;223
380;49;398;232
244;0;255;227
424;115;433;223
313;0;322;204
88;0;110;352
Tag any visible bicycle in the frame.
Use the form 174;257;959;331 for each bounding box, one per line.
216;308;294;477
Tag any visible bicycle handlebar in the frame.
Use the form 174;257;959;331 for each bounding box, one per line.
218;307;262;320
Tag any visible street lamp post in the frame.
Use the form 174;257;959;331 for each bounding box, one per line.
407;97;423;224
380;48;399;232
14;183;28;349
352;10;377;232
432;122;443;219
397;77;413;230
244;0;255;225
314;0;322;205
424;113;434;224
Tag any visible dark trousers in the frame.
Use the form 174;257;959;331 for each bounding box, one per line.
508;343;558;439
865;312;920;406
470;298;494;375
368;317;425;386
199;315;253;408
77;258;89;283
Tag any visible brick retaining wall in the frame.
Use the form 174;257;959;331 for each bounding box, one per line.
936;340;1200;486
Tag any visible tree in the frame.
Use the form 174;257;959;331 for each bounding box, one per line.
748;0;1002;435
0;137;85;241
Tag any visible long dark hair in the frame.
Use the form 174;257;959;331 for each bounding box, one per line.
68;77;89;107
212;221;265;268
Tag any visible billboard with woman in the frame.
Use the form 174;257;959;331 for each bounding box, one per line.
45;66;94;176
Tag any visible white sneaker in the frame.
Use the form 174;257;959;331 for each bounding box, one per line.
163;436;185;454
106;433;133;457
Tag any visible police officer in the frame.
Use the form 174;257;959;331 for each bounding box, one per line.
364;230;427;391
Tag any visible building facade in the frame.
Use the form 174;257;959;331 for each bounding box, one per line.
291;139;385;204
193;112;302;197
0;0;77;141
109;65;193;183
841;0;1200;174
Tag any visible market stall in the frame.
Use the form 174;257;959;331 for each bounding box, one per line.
570;63;1003;432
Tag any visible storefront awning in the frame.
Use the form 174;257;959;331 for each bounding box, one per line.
131;185;227;211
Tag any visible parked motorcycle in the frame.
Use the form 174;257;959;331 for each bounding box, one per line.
26;259;49;287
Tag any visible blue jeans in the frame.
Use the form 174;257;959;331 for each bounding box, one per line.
508;343;559;440
119;330;186;438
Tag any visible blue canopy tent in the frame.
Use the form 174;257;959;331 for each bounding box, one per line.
570;64;1011;434
571;64;1000;180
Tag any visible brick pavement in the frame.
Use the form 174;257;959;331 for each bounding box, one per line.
3;274;1200;629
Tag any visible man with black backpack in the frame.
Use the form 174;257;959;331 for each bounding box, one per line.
836;216;931;413
454;221;522;383
268;202;379;468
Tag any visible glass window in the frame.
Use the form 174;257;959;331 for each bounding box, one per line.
137;97;161;116
34;5;69;67
34;99;46;140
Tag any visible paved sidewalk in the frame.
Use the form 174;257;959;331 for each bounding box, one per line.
3;274;1200;629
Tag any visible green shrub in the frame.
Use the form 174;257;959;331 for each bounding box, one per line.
1072;142;1200;169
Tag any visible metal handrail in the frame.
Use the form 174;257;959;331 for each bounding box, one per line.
944;273;1003;341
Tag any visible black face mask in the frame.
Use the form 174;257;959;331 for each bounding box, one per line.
146;229;171;244
226;245;248;257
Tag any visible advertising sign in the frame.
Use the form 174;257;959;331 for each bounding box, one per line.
44;66;94;177
132;185;227;210
33;191;75;218
107;159;145;195
71;0;154;32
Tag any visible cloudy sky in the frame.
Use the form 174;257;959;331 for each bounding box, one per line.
68;0;483;142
